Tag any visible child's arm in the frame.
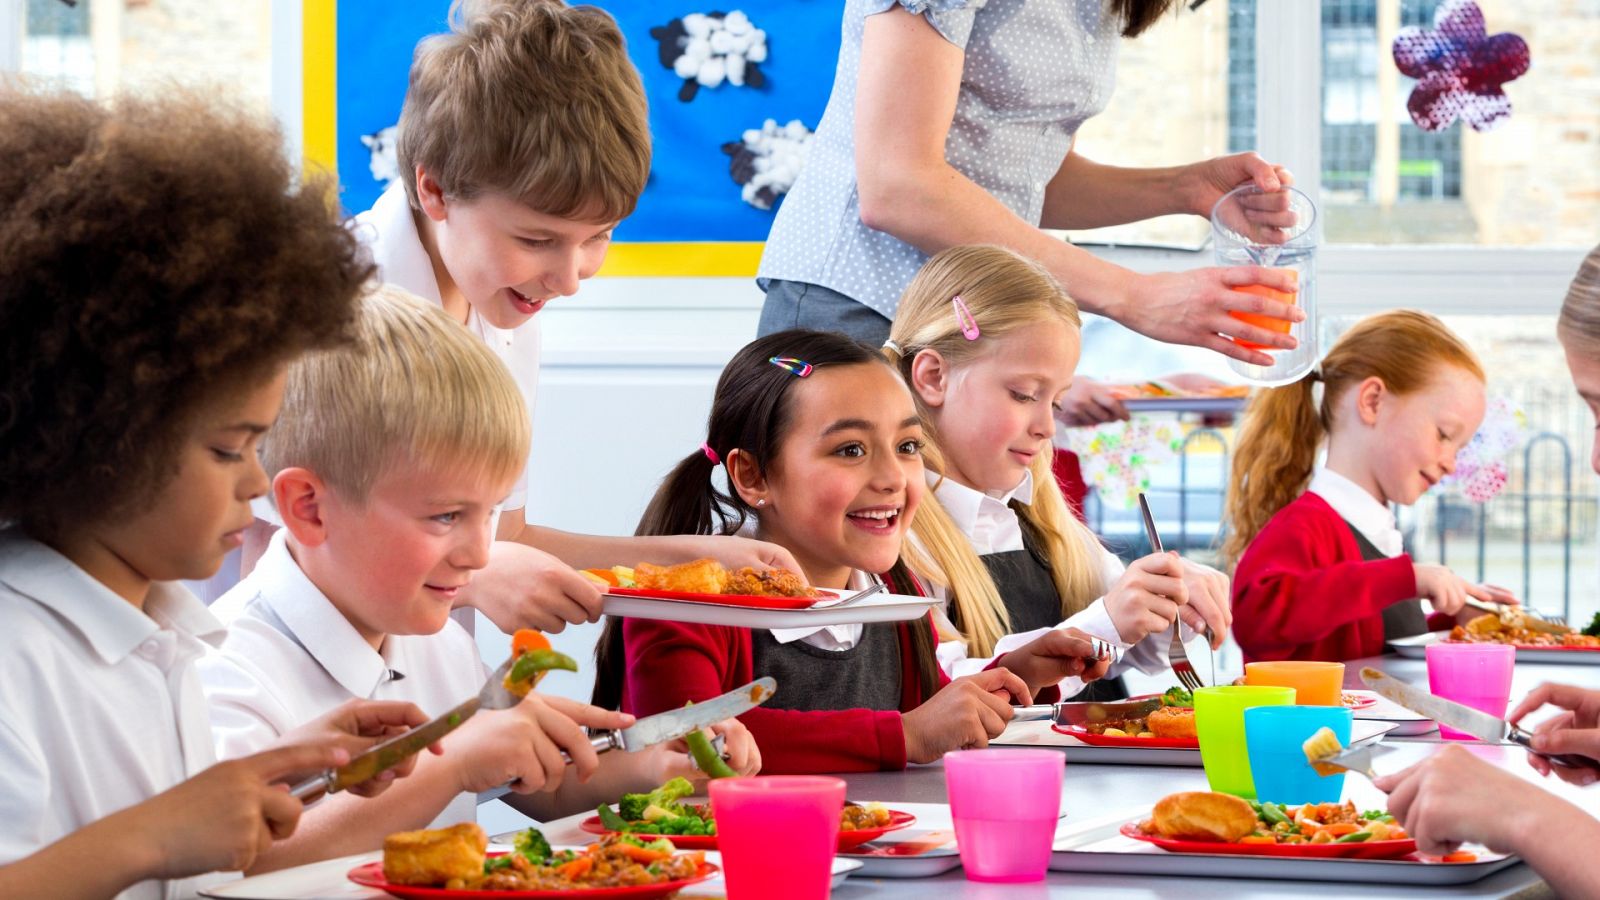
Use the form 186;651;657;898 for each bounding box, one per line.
509;515;803;574
0;744;348;899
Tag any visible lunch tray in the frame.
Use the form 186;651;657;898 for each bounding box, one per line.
1121;396;1248;414
1049;812;1520;885
600;589;939;629
994;719;1398;766
1388;630;1600;665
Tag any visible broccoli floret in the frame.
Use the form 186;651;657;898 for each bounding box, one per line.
618;777;697;822
513;828;552;865
618;793;652;821
1584;611;1600;638
1162;686;1194;708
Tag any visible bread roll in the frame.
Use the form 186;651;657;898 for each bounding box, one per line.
383;822;487;886
1151;791;1257;842
1147;706;1197;739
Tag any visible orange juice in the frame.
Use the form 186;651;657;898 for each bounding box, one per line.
1244;661;1344;706
1228;271;1299;351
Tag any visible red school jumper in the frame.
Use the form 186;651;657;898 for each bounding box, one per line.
1231;492;1449;662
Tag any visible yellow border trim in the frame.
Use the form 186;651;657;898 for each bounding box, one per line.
597;242;765;278
302;0;338;176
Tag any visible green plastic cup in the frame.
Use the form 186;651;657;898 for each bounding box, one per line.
1194;685;1296;798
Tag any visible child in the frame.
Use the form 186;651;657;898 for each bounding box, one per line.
0;87;421;899
592;330;1112;773
884;245;1233;699
202;287;759;873
1224;309;1511;662
245;0;800;633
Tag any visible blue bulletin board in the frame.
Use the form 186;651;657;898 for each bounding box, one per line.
321;1;843;275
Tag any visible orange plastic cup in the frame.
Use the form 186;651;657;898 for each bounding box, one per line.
1228;271;1299;351
1244;660;1344;707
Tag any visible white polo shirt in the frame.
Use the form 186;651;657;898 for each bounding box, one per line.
0;529;227;900
919;471;1178;693
199;529;486;827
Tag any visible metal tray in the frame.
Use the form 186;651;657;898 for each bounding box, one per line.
1049;813;1520;885
600;590;939;629
1122;396;1248;414
1389;630;1600;665
994;719;1398;765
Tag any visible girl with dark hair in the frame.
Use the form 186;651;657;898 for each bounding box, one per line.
594;329;1111;772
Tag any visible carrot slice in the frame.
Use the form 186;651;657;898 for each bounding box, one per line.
512;629;552;657
1442;851;1478;863
1239;835;1277;845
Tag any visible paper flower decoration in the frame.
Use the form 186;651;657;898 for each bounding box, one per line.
1441;396;1527;503
649;11;768;103
722;119;813;211
1061;416;1185;511
1392;0;1529;132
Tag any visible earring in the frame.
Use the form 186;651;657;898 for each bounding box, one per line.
755;498;767;507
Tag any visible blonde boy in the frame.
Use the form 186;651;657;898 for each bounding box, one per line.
203;287;757;873
242;0;803;631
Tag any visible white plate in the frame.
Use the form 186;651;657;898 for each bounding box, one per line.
994;718;1398;765
837;830;963;878
601;589;939;629
1347;689;1439;737
1388;630;1600;665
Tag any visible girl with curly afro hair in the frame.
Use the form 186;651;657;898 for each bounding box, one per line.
0;88;435;899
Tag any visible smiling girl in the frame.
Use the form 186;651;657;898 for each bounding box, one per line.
592;330;1110;773
1224;309;1512;662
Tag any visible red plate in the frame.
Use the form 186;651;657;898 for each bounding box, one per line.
604;586;834;609
1052;725;1198;749
347;857;717;899
1447;638;1600;652
1120;822;1416;859
579;810;916;851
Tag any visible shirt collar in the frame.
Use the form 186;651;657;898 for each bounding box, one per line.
768;569;875;646
250;529;398;696
929;468;1034;537
1307;466;1404;557
0;528;224;664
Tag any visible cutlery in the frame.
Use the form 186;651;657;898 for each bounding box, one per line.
1302;726;1378;778
808;581;887;610
1461;598;1570;634
1012;696;1163;726
1140;492;1203;692
290;657;523;800
1360;667;1600;773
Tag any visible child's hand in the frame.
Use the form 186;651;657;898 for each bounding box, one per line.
654;719;764;782
993;628;1113;694
451;694;634;795
1177;559;1232;649
1054;377;1129;427
1104;552;1188;644
462;541;604;634
1511;682;1600;784
128;743;351;879
1413;564;1508;615
1374;744;1547;856
274;699;436;798
900;669;1028;764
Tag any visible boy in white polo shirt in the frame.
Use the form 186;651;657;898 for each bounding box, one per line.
239;0;804;634
0;89;429;900
203;287;760;873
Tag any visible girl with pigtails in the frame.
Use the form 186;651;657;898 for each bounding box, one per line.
884;245;1233;701
1224;309;1515;662
592;329;1112;773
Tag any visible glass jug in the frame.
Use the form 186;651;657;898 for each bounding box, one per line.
1211;184;1319;386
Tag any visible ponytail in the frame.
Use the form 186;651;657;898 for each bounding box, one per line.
1222;373;1323;568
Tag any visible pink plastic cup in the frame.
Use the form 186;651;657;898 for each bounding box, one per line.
1426;642;1516;740
709;775;845;899
944;749;1064;883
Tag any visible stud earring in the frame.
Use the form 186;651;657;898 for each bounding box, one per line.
755;498;767;507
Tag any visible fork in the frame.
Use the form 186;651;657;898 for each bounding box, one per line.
1138;493;1204;693
808;581;887;610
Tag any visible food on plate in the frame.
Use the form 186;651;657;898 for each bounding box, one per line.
1450;612;1600;648
502;629;578;698
1108;380;1251;400
1302;726;1345;776
841;803;895;830
1340;692;1369;708
1082;686;1194;738
1146;705;1197;739
382;822;489;886
383;824;707;891
581;558;817;598
597;778;891;837
1139;794;1409;846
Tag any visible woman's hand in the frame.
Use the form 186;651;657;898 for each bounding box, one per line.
1054;377;1129;427
674;535;807;580
1510;682;1600;784
462;541;604;634
1117;267;1304;367
1174;151;1293;220
1103;552;1188;644
1374;744;1549;856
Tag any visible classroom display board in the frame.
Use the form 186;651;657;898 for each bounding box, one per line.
328;0;842;271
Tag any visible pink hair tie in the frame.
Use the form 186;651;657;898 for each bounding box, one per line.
701;442;721;465
953;295;980;340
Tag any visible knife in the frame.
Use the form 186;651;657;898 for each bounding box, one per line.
1360;667;1600;772
1012;696;1163;725
479;677;777;801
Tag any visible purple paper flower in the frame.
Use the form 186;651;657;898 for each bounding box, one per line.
1392;0;1529;132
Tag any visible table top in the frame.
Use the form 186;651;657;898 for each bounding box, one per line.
205;652;1600;899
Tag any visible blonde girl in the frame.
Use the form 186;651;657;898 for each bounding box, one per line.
1225;309;1511;662
886;245;1232;699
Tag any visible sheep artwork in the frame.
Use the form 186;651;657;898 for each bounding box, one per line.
361;125;401;187
649;10;768;102
722;119;812;211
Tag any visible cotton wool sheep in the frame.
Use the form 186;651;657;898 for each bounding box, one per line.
650;10;768;102
722;119;812;211
361;125;400;187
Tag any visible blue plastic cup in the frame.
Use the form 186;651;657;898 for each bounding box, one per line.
1243;705;1354;805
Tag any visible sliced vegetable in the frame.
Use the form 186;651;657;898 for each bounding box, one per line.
511;629;551;657
556;856;594;879
1319;823;1362;838
1239;834;1277;845
686;729;738;779
618;777;695;822
507;648;578;688
596;803;631;832
1259;802;1290;826
1335;830;1373;843
1442;850;1479;863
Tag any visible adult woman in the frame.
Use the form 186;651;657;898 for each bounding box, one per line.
758;0;1299;365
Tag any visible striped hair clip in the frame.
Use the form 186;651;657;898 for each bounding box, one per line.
768;356;814;378
953;295;980;341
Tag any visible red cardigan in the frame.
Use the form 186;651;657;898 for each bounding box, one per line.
1232;492;1448;662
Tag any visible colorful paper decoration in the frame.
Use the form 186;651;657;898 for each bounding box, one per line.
1441;395;1527;503
1393;0;1529;132
723;119;813;210
1061;416;1186;511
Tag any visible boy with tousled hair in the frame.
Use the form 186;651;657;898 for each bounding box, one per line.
248;0;804;635
204;286;758;873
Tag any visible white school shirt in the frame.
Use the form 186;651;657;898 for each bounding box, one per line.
0;529;228;900
1306;467;1405;559
919;470;1179;694
199;529;486;827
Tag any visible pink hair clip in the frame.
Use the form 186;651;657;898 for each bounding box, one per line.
952;295;980;341
700;442;721;465
768;356;814;377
